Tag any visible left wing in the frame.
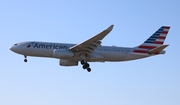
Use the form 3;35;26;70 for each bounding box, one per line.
70;25;114;55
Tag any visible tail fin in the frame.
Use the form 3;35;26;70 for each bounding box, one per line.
143;26;170;45
133;26;170;54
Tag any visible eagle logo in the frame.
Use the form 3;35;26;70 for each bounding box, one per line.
27;42;35;48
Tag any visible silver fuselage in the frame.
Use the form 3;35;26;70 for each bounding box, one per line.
10;41;152;62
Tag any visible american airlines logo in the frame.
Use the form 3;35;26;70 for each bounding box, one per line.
27;42;35;48
27;42;67;49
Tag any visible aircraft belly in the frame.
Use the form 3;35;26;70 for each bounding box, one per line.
98;52;127;61
124;54;149;61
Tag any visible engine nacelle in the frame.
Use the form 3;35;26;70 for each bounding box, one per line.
53;49;74;58
59;59;78;66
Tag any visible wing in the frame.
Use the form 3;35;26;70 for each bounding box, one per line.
70;25;114;55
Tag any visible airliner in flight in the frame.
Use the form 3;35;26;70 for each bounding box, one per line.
10;25;170;72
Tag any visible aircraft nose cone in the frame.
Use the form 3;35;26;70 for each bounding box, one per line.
10;45;23;54
10;46;15;52
10;46;13;51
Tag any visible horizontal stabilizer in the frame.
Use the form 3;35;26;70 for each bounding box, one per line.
148;45;169;54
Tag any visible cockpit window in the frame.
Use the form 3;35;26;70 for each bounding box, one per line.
14;44;18;46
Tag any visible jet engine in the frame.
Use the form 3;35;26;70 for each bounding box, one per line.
53;49;74;58
59;59;78;66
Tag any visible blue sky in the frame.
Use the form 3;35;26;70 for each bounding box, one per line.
0;0;180;105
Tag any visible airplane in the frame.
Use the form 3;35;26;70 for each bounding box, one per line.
10;25;170;72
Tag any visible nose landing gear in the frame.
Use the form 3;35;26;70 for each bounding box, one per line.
81;60;91;72
24;55;27;62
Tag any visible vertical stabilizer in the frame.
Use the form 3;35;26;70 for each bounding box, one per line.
133;26;170;54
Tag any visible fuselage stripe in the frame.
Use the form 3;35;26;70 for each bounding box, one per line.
138;46;156;49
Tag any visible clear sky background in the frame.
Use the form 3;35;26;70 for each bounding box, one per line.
0;0;180;105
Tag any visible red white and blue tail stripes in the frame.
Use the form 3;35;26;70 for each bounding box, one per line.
143;26;170;45
133;26;170;54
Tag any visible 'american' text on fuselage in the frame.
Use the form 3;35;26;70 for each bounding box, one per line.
33;43;68;49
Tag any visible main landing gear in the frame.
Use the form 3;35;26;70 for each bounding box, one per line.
81;60;91;72
24;55;27;62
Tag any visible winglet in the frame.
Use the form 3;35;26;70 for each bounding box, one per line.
107;25;114;31
96;24;114;40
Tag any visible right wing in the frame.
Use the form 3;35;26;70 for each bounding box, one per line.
70;25;114;55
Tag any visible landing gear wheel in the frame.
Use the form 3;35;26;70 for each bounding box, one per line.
83;65;86;69
82;63;89;69
24;59;27;62
87;68;91;72
81;60;86;65
80;59;91;72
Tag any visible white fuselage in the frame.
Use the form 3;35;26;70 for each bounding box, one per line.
10;41;151;62
9;25;169;72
